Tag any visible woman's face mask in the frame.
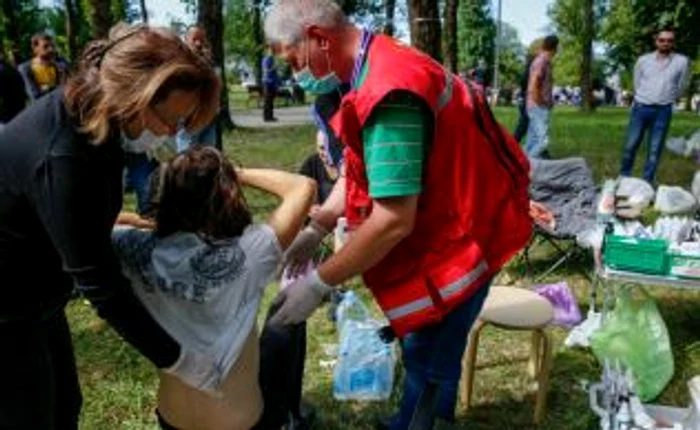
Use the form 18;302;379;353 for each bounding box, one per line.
294;38;341;95
121;128;168;154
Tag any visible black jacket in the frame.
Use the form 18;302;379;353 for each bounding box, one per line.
0;60;26;122
0;89;178;367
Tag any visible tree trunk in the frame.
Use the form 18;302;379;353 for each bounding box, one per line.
89;0;113;39
1;0;21;64
443;0;459;73
580;0;595;112
407;0;442;63
252;0;263;86
384;0;396;36
64;0;78;61
139;0;148;23
198;0;235;146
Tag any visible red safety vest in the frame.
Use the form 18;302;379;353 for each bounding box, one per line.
330;35;532;337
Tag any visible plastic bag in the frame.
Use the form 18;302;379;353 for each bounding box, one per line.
333;292;396;401
692;172;700;203
684;376;700;430
654;185;698;215
666;136;688;156
534;281;582;327
617;177;655;206
590;286;674;401
565;310;602;348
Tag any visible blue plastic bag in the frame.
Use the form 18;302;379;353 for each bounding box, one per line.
333;292;396;401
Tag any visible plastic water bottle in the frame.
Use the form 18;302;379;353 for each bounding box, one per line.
597;179;618;224
335;291;369;333
333;319;395;401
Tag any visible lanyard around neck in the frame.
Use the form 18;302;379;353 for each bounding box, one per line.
351;29;373;90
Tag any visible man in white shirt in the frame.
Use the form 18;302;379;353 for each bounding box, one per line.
620;28;691;182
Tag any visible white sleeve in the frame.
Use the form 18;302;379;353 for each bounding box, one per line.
239;224;283;290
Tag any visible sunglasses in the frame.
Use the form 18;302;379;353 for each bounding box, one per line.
657;38;674;43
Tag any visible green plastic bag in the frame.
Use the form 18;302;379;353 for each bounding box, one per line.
590;285;674;401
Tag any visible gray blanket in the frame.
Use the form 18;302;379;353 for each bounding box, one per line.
529;157;598;238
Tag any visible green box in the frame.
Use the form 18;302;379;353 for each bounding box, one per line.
604;235;669;275
669;253;700;279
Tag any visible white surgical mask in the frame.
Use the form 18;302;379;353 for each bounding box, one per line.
121;128;168;154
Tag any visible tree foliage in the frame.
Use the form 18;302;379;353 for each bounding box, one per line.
549;0;605;110
453;0;523;89
456;0;494;75
224;0;264;79
1;0;43;62
495;21;525;90
336;0;383;21
602;0;699;75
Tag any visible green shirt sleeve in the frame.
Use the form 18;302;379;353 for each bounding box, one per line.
362;91;431;199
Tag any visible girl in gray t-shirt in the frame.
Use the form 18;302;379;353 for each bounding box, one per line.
113;146;317;430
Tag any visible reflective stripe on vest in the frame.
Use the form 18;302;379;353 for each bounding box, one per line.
437;71;454;111
384;260;489;321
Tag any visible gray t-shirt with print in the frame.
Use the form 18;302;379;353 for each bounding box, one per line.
112;224;281;383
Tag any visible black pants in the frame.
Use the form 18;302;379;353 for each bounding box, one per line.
0;310;82;430
263;87;276;121
513;102;529;143
158;302;307;430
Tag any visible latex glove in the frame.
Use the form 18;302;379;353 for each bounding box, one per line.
283;220;328;275
164;348;223;395
270;269;333;325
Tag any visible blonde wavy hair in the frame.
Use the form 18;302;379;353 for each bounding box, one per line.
65;23;221;144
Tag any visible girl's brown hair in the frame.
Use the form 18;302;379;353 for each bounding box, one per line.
64;22;221;144
155;146;252;240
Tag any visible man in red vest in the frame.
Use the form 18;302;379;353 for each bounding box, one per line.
265;1;532;428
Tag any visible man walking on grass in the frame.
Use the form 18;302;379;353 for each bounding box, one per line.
525;35;558;159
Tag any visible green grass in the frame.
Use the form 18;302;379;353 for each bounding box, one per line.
71;106;700;429
228;86;316;115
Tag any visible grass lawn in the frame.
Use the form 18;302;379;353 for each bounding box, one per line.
71;106;700;429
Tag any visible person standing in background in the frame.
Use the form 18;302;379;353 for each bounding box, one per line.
262;46;280;122
619;28;690;182
512;52;536;143
525;35;558;159
18;34;67;102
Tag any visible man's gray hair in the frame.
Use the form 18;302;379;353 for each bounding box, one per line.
264;0;348;45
